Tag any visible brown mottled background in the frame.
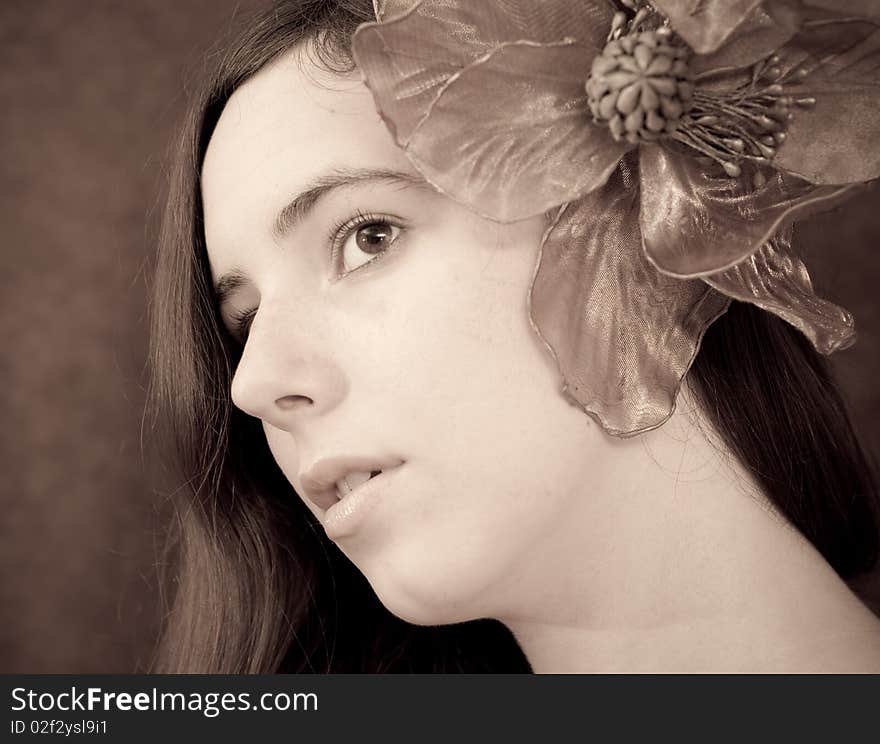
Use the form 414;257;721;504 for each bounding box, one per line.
1;1;878;673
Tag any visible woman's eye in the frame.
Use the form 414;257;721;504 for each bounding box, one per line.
339;220;401;274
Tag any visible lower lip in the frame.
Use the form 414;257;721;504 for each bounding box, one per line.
322;466;400;538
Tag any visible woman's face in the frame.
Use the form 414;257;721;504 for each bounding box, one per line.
201;47;610;626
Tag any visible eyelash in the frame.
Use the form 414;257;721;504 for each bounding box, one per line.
230;306;256;344
327;209;401;279
227;209;403;345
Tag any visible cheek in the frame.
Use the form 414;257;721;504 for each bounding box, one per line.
384;213;593;511
345;217;598;620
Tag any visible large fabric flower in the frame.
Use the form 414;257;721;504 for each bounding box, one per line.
354;0;880;436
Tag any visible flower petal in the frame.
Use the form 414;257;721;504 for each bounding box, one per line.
528;156;730;437
772;18;880;183
693;1;803;75
799;0;880;17
652;0;763;54
703;230;855;353
353;0;614;147
373;0;414;20
373;0;614;36
639;146;861;278
403;40;629;221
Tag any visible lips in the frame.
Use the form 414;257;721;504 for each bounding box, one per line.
300;455;404;512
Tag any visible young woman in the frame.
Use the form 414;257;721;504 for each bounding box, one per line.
149;0;880;672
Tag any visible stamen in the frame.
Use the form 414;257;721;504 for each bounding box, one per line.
586;3;812;182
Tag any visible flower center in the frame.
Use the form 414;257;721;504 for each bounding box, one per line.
586;27;694;145
585;5;816;186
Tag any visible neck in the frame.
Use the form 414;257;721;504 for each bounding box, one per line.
497;401;880;672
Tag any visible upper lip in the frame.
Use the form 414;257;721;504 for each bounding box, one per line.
300;454;404;511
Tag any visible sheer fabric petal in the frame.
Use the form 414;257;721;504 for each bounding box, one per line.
639;146;860;278
353;0;613;147
693;1;802;75
772;18;880;184
404;41;629;222
373;0;415;20
528;158;730;437
650;0;763;54
703;231;855;353
799;0;880;18
373;0;613;42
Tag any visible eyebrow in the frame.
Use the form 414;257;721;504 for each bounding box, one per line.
213;167;426;309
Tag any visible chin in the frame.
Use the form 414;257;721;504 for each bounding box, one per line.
359;555;495;627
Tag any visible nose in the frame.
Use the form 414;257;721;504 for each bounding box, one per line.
230;304;348;432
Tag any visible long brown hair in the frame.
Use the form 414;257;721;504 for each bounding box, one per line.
148;0;878;673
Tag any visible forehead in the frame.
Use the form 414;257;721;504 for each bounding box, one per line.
200;46;415;270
